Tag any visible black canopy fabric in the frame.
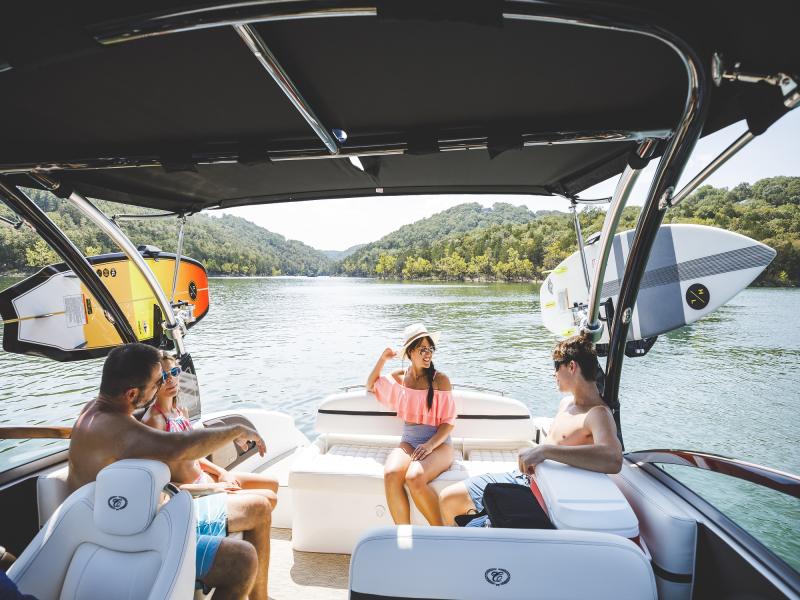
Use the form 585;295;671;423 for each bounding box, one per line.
0;1;797;211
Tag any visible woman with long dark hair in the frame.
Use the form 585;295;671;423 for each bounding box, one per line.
366;323;456;525
143;351;279;502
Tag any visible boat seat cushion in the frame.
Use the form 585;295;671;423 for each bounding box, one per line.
10;460;195;600
94;459;169;535
612;462;697;600
350;526;657;599
316;389;534;440
289;439;520;553
464;449;522;476
326;443;466;478
37;464;70;528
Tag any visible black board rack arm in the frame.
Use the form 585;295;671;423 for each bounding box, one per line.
0;178;138;346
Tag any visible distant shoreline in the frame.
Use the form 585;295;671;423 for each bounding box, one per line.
3;271;794;288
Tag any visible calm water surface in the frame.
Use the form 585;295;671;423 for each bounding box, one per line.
1;277;798;566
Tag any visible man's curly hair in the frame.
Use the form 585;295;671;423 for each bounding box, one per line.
553;332;598;381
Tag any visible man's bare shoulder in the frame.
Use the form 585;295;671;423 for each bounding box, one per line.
555;395;574;414
74;404;146;442
584;403;615;425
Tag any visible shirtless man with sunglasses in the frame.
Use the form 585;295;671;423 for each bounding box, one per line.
68;343;271;600
438;333;622;526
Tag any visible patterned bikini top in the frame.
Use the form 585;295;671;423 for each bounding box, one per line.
152;404;192;432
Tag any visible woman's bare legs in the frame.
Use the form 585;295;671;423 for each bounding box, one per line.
404;444;454;525
235;472;279;495
384;444;414;524
210;471;279;509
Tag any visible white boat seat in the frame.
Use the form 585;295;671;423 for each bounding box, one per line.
350;526;657;599
315;388;536;440
612;462;698;600
290;389;534;553
10;459;195;600
37;463;70;528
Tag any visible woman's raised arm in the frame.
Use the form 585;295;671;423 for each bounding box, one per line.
367;347;397;391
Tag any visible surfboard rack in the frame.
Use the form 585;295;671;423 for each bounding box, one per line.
137;245;163;257
596;337;658;359
592;297;658;359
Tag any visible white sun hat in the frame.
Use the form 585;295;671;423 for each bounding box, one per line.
399;322;441;360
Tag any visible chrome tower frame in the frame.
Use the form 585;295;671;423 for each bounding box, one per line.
2;1;719;441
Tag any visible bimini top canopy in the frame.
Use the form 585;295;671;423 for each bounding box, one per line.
0;1;797;212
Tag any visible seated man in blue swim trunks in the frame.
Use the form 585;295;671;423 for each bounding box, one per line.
439;333;623;526
67;343;270;599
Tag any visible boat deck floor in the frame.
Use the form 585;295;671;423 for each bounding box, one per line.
268;528;350;599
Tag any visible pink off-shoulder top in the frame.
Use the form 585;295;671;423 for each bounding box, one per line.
373;376;457;427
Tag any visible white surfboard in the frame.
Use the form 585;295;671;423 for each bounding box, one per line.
540;224;776;342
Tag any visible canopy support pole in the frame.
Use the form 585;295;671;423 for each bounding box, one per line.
569;200;592;294
28;173;188;357
668;131;755;208
233;23;340;155
170;215;186;303
0;177;138;345
583;139;657;340
603;32;711;448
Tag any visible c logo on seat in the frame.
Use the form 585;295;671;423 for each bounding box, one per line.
485;568;511;586
108;496;128;510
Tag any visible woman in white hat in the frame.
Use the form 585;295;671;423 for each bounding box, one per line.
366;323;456;526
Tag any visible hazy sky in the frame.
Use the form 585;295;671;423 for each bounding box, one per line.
220;109;800;251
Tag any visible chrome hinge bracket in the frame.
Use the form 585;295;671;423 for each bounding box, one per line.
713;53;799;108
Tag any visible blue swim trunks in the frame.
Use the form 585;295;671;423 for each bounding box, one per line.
463;470;529;527
194;493;228;579
196;535;223;579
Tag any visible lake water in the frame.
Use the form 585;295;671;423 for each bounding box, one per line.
1;276;798;567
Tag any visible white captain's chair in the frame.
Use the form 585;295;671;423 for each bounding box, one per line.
8;459;195;600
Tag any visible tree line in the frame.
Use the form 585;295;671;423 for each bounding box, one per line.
338;177;799;286
1;177;797;286
0;189;333;276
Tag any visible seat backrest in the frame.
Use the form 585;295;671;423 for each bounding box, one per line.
350;526;657;600
316;388;533;440
37;464;70;528
612;462;697;600
10;459;195;600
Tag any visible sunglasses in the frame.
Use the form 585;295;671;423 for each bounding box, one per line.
553;359;570;371
161;366;182;382
416;346;435;355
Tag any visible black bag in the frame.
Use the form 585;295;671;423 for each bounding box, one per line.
482;483;554;529
454;508;486;527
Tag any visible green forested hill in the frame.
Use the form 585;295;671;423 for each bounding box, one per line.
322;244;365;261
1;178;797;284
339;202;538;276
338;177;800;285
0;189;332;276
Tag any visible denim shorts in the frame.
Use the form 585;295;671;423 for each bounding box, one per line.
401;423;452;449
